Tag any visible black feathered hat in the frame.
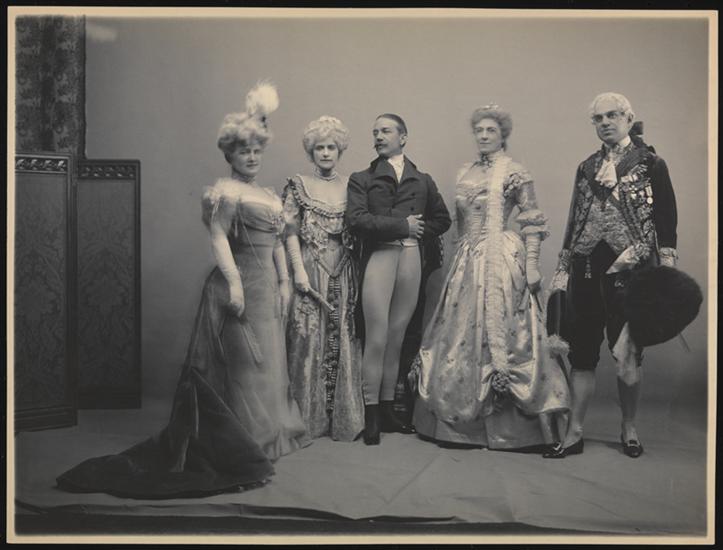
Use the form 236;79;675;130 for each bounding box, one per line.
623;266;703;347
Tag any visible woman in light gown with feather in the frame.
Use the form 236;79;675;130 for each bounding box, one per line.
57;83;308;499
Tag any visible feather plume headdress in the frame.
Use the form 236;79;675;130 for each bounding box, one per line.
245;80;279;126
217;80;279;152
246;81;279;116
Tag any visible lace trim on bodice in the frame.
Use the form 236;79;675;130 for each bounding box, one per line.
284;175;353;254
454;157;541;243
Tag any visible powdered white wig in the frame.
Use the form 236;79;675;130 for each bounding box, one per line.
470;104;513;150
588;92;635;121
302;116;350;162
217;81;279;155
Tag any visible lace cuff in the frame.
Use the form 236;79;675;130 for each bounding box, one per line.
556;249;572;272
550;270;569;292
659;247;678;267
549;249;572;291
517;209;550;240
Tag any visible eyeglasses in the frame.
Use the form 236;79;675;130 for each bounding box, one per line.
591;111;626;124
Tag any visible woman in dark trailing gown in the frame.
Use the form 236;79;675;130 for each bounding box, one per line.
57;83;308;499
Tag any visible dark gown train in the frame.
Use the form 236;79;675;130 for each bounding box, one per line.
56;179;308;499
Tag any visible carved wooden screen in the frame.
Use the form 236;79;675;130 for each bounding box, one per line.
14;153;78;431
76;160;141;408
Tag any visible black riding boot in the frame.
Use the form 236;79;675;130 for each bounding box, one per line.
363;404;380;445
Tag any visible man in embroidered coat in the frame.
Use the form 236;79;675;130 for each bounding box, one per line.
346;113;451;445
544;93;678;459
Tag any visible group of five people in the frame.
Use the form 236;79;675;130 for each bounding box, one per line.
57;86;678;498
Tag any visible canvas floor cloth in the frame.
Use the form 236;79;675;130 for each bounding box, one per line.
14;401;706;535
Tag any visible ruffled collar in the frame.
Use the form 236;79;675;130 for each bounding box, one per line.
292;174;347;213
477;149;506;169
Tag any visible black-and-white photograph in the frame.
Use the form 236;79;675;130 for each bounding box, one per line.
7;6;716;544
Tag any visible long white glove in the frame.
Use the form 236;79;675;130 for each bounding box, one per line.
286;234;311;293
274;242;291;323
209;220;244;318
525;233;542;293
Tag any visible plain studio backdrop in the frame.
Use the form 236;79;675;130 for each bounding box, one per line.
83;14;709;421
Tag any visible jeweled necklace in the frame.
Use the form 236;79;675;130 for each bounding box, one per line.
314;167;338;181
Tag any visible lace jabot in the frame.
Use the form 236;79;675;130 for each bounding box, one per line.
478;149;506;169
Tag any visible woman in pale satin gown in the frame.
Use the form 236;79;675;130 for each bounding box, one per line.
411;105;570;451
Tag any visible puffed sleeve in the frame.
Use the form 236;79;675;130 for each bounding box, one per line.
509;166;549;240
282;176;302;235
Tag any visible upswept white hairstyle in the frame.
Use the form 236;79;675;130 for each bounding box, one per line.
217;81;280;155
469;104;513;150
302;116;350;162
588;92;635;121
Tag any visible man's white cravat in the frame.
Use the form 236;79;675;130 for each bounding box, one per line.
595;135;631;198
388;154;405;182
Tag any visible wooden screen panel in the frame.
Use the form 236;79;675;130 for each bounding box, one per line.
76;160;141;408
14;153;77;431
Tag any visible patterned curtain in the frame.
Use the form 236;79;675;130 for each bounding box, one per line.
16;15;86;158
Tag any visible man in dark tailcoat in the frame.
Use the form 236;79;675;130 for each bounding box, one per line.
346;113;451;445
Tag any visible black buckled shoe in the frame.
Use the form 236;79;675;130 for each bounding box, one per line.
363;404;380;445
620;434;644;458
379;401;416;434
542;437;584;458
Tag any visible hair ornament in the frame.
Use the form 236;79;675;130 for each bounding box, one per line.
245;81;280;127
482;103;501;111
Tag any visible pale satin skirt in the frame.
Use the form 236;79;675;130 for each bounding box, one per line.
414;231;570;449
